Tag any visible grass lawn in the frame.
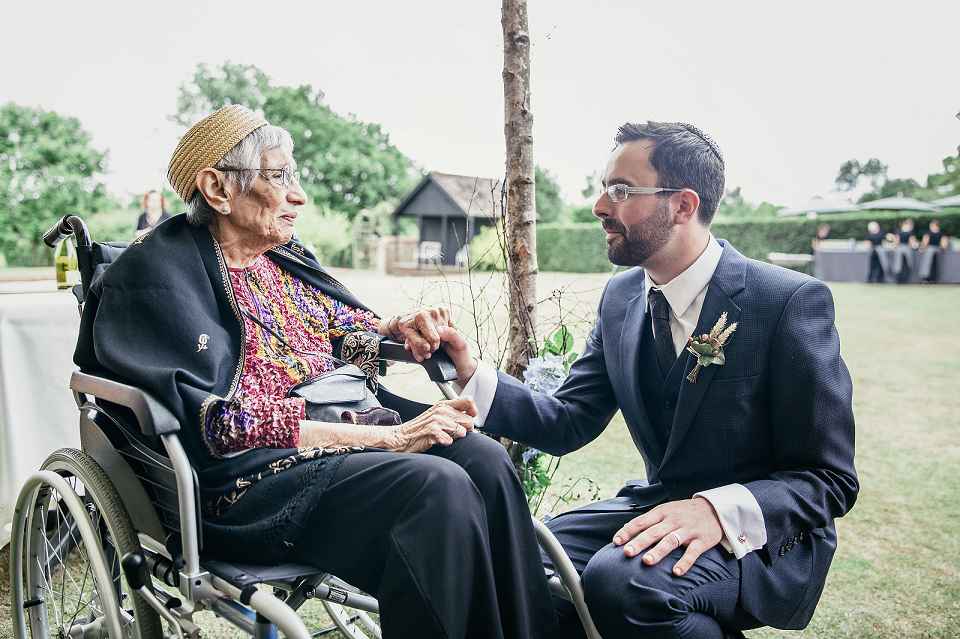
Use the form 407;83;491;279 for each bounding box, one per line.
2;275;958;637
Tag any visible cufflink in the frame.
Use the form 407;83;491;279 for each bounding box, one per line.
738;533;747;544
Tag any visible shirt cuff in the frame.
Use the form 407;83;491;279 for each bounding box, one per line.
453;358;498;428
694;484;766;559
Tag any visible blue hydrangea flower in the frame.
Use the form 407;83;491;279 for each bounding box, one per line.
522;447;542;465
523;354;567;396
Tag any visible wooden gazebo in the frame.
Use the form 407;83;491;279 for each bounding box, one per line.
391;172;503;267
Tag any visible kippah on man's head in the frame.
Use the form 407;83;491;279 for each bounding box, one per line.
675;122;724;167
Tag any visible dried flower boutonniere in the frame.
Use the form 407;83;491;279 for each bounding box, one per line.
685;312;738;382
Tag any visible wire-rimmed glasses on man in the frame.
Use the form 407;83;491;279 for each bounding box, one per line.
601;183;684;203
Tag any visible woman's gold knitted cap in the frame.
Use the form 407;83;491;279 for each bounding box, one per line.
167;104;269;203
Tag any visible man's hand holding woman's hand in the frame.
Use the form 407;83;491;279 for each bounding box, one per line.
379;307;478;384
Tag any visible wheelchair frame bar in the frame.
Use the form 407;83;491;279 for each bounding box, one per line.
210;573;312;639
312;580;380;614
533;518;602;639
160;434;201;577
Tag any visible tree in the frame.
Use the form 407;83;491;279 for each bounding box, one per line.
846;147;960;204
858;177;922;203
0;103;107;266
714;187;781;219
535;165;566;223
174;63;419;218
926;145;960;197
835;158;888;192
172;63;272;128
502;0;538;382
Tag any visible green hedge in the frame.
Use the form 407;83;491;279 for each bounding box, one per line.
534;211;960;272
536;224;610;273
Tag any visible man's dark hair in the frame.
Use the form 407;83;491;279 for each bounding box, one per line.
614;121;725;226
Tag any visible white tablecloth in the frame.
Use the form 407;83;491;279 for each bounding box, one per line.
0;285;81;547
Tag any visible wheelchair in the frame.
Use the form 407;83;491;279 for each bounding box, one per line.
9;214;601;639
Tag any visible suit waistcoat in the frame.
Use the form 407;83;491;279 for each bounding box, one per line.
638;314;687;451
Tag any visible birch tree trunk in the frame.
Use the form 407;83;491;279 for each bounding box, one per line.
502;0;538;381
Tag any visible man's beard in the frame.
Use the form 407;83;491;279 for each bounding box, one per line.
604;197;673;266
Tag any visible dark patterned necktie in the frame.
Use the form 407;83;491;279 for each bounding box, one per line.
648;288;676;378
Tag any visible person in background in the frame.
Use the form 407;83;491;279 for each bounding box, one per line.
135;189;173;237
918;218;950;284
864;221;887;283
811;223;831;250
891;218;917;284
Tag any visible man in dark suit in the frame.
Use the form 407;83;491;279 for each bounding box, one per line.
429;121;858;638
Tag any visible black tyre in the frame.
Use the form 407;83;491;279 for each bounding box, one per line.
13;448;162;639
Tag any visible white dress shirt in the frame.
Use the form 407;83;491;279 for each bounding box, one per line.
457;236;766;558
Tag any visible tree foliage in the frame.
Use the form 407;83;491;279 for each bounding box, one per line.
174;63;419;218
0;103;107;266
927;145;960;198
858;177;922;203
535;165;567;223
714;186;781;220
839;146;960;204
835;157;888;192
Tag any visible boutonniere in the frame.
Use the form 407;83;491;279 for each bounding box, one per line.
685;312;738;382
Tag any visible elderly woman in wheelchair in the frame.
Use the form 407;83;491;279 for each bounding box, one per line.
11;105;561;639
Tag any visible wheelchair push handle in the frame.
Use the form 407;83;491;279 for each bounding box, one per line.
43;214;91;249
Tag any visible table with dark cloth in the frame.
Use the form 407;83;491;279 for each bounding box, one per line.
813;248;960;284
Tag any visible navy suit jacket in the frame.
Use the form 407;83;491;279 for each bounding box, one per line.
485;240;858;629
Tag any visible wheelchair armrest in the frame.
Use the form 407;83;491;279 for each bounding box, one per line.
379;339;458;383
70;371;181;437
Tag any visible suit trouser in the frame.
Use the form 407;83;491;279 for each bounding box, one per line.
286;432;559;639
543;505;761;639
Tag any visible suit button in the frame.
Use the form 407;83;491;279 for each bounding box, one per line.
779;548;786;556
663;429;670;438
662;400;672;409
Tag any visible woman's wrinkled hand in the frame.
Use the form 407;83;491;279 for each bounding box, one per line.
382;307;457;362
387;396;478;453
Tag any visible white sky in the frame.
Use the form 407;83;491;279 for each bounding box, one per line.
2;0;958;209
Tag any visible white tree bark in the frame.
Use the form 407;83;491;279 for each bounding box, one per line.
502;0;538;381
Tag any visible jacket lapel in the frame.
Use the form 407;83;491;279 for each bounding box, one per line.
661;243;745;468
619;274;667;465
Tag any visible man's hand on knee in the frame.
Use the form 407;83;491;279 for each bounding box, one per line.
612;497;723;577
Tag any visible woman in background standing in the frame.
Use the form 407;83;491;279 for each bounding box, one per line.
135;189;173;237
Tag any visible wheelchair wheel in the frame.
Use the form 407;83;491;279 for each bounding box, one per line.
12;448;162;639
320;575;382;639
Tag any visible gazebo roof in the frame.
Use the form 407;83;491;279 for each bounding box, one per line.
393;172;504;219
